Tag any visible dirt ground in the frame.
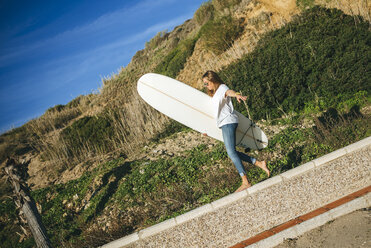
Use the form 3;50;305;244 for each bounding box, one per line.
274;208;371;248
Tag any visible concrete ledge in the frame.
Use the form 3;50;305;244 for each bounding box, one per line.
280;161;315;180
247;175;282;195
344;136;371;153
101;233;139;248
175;203;213;224
138;218;176;239
293;211;332;236
254;226;298;248
211;190;248;210
365;192;371;205
312;148;347;167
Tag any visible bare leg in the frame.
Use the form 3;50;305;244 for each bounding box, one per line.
255;160;270;177
235;161;270;193
235;175;251;192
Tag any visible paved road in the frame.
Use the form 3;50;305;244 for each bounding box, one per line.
274;208;371;248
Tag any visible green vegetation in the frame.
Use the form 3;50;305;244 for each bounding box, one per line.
46;104;66;114
7;106;368;247
59;115;115;159
31;175;92;245
0;198;24;247
154;37;198;78
200;15;244;55
194;0;242;25
194;1;215;25
145;31;168;50
112;144;234;218
155;0;245;77
296;0;315;10
43;103;82;131
13;145;234;246
219;7;370;120
266;108;369;176
66;95;84;109
212;0;242;12
0;125;31;163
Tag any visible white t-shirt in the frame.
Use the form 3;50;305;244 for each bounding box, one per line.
211;84;238;128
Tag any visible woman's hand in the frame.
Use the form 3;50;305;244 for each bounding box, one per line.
226;90;247;103
235;93;247;103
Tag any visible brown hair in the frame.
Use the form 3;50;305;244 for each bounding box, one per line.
202;70;224;96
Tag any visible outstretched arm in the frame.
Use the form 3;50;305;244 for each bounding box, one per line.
225;90;247;103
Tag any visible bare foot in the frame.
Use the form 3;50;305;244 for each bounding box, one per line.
235;182;251;193
255;161;270;177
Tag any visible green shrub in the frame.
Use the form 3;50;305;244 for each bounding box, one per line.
66;95;83;108
0;125;31;163
60;116;115;158
34;104;82;134
53;109;82;130
145;31;168;50
200;15;244;54
154;37;198;78
219;7;370;119
46;104;65;114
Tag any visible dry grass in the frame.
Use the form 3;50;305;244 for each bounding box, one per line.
317;0;371;24
104;86;170;154
23;63;171;172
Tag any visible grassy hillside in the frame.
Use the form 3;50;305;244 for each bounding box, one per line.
220;6;370;120
0;2;370;247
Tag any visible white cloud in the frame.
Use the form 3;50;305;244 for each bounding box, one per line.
0;11;193;105
0;0;179;67
40;12;192;77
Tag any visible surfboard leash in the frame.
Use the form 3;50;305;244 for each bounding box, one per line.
241;93;252;120
237;91;265;151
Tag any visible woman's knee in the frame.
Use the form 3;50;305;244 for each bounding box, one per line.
227;149;240;161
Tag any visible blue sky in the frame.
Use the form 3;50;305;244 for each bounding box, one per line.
0;0;206;133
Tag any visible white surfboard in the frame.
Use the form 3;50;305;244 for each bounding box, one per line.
137;73;268;150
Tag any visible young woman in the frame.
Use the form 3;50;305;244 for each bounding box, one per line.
202;71;270;192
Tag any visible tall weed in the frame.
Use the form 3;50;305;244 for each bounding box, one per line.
200;15;244;55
